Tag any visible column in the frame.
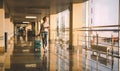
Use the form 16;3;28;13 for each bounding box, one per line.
72;1;83;49
72;1;83;71
5;18;14;40
35;18;40;36
118;1;120;71
0;0;5;52
49;0;57;70
4;18;14;69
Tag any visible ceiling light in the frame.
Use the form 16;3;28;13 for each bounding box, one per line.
25;16;37;19
23;21;30;23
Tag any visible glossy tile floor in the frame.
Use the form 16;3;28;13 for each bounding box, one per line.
0;36;119;71
5;38;49;71
0;36;82;71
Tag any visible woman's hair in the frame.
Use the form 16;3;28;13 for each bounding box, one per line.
43;16;47;22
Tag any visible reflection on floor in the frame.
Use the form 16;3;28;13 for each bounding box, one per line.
5;38;48;71
0;36;119;71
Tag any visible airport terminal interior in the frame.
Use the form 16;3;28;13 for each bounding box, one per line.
0;0;120;71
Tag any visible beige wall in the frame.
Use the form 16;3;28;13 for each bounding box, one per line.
49;1;57;69
35;21;38;35
5;18;14;40
72;2;83;71
49;14;57;71
0;9;5;47
73;3;83;47
50;14;57;41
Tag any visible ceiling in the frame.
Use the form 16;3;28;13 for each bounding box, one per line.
4;0;83;24
5;0;50;24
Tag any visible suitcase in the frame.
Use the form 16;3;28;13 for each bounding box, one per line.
34;36;41;51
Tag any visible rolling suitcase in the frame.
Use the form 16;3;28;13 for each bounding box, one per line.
34;36;41;51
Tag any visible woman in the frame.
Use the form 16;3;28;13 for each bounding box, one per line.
40;16;49;52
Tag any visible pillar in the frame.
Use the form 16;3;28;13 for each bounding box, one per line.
5;18;13;69
72;0;83;71
118;1;120;71
35;19;40;36
0;0;5;52
49;0;57;70
72;1;83;48
5;18;14;40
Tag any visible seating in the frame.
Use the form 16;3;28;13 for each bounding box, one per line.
91;45;108;53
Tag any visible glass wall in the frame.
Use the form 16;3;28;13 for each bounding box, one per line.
81;0;119;71
56;9;70;71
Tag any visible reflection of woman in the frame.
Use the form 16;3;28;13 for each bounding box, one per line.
42;53;47;71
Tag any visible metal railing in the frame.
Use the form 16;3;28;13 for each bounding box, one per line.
77;25;119;54
76;25;119;71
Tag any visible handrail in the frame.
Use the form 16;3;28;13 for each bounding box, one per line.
0;33;3;36
77;29;120;31
78;35;118;39
8;33;14;35
78;40;118;47
82;25;120;28
0;33;14;40
0;36;3;40
0;33;13;36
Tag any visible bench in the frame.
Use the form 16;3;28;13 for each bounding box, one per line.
91;45;111;57
91;45;107;52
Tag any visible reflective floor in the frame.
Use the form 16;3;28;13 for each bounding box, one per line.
5;38;49;71
0;36;119;71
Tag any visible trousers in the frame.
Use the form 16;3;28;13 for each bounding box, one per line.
41;31;48;48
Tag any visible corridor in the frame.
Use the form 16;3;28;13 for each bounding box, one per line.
5;37;48;71
1;33;82;71
0;30;119;71
0;0;120;71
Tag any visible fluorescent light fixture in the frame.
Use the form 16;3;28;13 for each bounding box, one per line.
23;21;30;23
25;16;37;19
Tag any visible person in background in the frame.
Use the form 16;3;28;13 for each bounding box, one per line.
39;16;49;52
22;27;26;41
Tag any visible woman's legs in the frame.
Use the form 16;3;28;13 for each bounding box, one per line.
42;32;48;51
44;33;47;47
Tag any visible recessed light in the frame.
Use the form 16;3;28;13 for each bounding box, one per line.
23;21;30;23
25;16;37;19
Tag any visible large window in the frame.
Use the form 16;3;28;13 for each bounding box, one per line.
56;9;70;71
81;0;119;71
